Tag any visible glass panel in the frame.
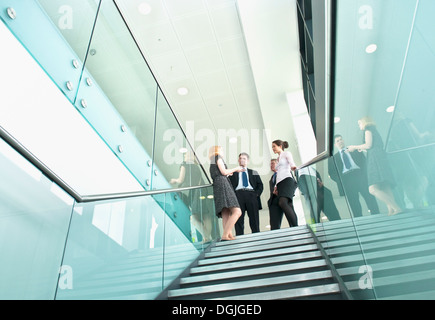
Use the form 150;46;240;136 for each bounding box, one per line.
56;185;218;300
75;0;158;190
0;0;98;102
331;0;435;300
0;138;73;299
37;0;100;64
0;19;144;196
153;88;209;190
56;196;166;300
162;192;202;289
299;159;376;300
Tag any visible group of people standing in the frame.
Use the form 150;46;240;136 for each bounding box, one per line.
208;116;403;241
209;140;298;241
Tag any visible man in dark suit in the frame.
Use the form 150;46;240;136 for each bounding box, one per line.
268;159;287;230
328;134;380;217
229;152;263;235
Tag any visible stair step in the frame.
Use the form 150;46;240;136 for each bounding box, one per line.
198;243;319;266
168;270;334;299
180;259;329;287
205;237;316;258
214;226;311;248
208;283;341;300
210;232;313;253
190;250;323;275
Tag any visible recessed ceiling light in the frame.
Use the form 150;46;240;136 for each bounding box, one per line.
334;117;341;124
179;147;188;154
177;87;189;96
138;2;152;15
386;106;395;113
366;44;377;54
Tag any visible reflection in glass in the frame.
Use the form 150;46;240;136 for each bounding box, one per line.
56;185;218;300
298;166;341;224
0;139;73;300
154;88;209;190
328;134;380;218
326;0;435;299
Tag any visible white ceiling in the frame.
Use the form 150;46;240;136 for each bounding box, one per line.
115;0;305;174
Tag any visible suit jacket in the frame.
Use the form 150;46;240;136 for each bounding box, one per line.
229;168;263;210
328;150;368;195
267;172;277;208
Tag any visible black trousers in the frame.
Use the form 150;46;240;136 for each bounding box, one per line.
235;190;260;235
269;195;293;230
342;170;380;217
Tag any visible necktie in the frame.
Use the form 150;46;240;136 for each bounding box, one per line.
272;172;277;184
342;150;352;170
242;170;249;187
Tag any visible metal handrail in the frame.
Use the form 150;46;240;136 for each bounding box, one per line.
1;124;213;203
80;184;213;203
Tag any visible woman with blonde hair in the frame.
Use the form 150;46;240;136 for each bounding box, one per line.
209;146;243;240
348;117;402;215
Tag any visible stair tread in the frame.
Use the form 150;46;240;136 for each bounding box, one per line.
181;259;329;285
169;270;334;298
207;283;341;300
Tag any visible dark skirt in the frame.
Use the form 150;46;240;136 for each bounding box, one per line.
277;177;297;199
212;175;240;218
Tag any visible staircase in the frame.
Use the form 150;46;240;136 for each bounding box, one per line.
315;208;435;300
165;225;349;300
57;208;435;300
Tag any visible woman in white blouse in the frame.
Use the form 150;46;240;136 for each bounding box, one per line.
272;140;299;227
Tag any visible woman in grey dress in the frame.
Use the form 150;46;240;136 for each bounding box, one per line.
209;146;242;241
348;117;402;216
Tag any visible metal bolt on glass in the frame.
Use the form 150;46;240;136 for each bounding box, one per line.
80;99;87;108
66;81;73;91
72;59;79;69
6;7;16;20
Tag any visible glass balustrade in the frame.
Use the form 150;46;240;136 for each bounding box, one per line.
0;0;211;198
0;138;74;300
55;185;218;300
310;0;435;300
0;130;219;299
0;0;217;300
